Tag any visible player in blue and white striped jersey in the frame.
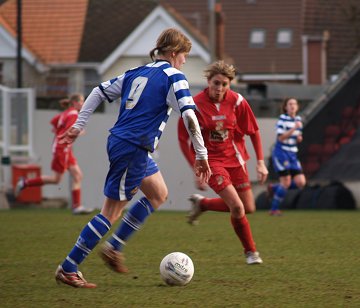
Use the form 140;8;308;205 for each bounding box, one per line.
55;28;211;288
269;97;307;215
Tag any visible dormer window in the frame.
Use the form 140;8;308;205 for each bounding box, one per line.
277;29;292;47
250;29;266;48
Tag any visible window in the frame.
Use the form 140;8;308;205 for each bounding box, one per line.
249;29;266;48
84;69;100;96
45;69;69;97
277;29;292;47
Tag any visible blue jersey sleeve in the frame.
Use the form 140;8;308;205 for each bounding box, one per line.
163;67;196;114
99;74;125;102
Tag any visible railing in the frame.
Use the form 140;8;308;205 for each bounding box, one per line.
301;51;360;124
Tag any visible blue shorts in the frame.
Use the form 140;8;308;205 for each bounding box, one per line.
104;134;159;201
272;147;302;175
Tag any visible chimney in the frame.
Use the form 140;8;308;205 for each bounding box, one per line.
215;2;225;60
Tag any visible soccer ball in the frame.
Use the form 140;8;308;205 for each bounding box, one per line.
159;252;194;286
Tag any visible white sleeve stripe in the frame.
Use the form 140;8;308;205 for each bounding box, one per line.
283;139;297;145
163;67;181;77
173;79;190;92
281;145;298;152
236;93;243;106
232;140;245;166
178;96;195;106
67;110;78;116
100;80;112;88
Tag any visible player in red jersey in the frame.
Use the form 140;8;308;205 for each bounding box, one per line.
178;60;268;264
14;94;92;215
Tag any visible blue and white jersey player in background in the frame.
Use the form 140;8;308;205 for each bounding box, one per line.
55;28;211;288
268;97;307;216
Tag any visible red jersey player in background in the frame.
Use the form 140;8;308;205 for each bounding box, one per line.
178;60;268;264
14;94;92;215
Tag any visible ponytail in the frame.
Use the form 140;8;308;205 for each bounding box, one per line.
59;98;71;109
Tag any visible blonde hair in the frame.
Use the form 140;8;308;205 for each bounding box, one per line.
149;28;192;61
204;60;236;81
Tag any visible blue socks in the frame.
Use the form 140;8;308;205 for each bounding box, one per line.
271;185;287;211
62;214;111;273
61;197;155;273
107;197;154;251
271;180;297;194
289;180;298;190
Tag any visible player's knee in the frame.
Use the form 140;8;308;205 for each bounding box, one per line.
294;176;306;189
158;191;168;205
147;191;168;209
234;209;245;218
53;177;62;184
297;181;306;189
230;204;245;218
73;174;82;184
245;205;256;214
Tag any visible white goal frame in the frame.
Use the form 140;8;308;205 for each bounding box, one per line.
0;85;35;190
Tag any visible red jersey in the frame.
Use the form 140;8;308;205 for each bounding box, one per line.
178;118;250;167
194;88;259;167
51;107;78;151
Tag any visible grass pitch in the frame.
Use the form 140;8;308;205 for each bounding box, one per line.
0;208;359;307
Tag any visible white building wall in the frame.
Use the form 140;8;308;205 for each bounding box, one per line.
32;109;276;211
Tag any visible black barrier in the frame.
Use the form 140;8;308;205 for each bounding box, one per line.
256;181;356;210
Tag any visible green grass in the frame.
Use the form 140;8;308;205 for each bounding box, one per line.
0;208;360;307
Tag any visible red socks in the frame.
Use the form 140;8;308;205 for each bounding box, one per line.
25;178;44;187
72;189;81;209
230;215;256;253
200;198;230;212
200;198;257;253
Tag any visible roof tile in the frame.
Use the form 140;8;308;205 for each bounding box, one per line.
0;0;88;64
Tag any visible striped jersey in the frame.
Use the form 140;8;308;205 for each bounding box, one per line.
274;113;302;152
99;60;196;152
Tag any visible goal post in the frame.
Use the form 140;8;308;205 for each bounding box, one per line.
0;85;36;192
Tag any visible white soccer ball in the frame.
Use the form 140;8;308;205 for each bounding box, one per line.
159;252;194;286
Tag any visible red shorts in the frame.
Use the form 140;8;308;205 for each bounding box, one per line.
51;146;77;174
208;164;251;194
